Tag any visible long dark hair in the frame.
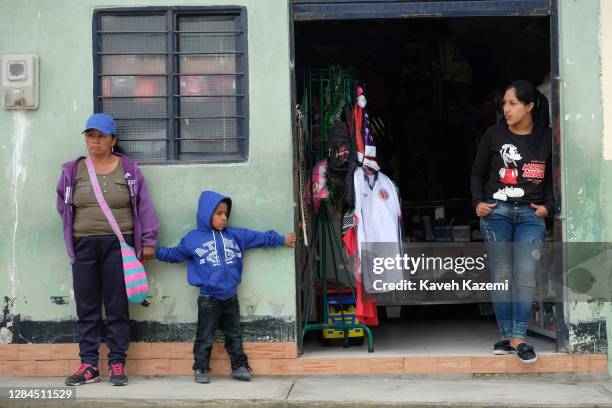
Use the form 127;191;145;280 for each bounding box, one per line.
503;80;550;146
112;136;127;155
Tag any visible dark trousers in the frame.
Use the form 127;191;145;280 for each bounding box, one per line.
72;234;131;367
193;294;248;371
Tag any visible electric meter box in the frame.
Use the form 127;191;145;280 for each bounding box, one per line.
2;54;39;110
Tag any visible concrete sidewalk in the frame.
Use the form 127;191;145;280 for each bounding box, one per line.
1;374;612;407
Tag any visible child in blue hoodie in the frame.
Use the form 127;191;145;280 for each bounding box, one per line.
155;191;296;384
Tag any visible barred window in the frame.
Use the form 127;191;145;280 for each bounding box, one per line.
94;8;248;163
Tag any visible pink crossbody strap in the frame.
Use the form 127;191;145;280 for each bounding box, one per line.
84;157;126;244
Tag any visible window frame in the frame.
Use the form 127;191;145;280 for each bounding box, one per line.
93;6;249;164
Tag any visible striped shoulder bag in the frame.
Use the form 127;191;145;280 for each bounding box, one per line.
84;157;149;304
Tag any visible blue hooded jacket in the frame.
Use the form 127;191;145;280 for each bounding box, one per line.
155;191;285;300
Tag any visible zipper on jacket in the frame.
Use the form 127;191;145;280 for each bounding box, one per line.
221;232;227;293
220;231;229;260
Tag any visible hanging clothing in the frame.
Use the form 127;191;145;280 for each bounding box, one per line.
348;88;379;171
341;210;358;257
353;167;403;293
342;219;378;327
354;168;402;254
350;105;365;154
354;254;379;326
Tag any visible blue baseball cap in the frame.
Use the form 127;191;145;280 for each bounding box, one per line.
83;113;117;136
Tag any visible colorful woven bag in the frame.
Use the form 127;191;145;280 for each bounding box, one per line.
85;157;149;304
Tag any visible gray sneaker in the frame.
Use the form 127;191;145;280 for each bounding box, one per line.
194;368;210;384
231;366;252;381
108;362;128;386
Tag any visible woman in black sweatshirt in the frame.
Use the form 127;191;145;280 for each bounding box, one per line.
471;80;552;364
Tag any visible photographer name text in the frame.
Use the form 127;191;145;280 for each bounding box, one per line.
372;279;509;292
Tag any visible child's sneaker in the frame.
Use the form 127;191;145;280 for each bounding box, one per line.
65;363;100;386
109;362;128;386
194;368;210;384
231;366;252;381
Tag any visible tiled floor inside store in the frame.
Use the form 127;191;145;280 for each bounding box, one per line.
302;318;557;357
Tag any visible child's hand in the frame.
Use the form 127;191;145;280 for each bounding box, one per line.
284;232;297;247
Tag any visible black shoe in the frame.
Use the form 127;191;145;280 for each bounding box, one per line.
493;339;513;355
513;343;538;364
231;366;252;381
109;362;128;386
65;363;100;386
194;368;210;384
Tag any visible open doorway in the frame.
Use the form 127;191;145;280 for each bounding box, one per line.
294;16;559;356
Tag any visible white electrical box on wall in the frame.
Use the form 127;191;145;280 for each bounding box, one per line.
2;54;39;110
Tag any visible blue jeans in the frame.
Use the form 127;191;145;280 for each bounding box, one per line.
480;200;545;339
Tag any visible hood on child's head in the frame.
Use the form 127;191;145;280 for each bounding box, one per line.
197;191;232;232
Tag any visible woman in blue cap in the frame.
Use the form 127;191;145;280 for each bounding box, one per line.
56;113;159;386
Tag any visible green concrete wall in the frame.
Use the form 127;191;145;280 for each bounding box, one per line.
558;0;609;355
602;160;612;364
0;0;295;343
0;0;609;360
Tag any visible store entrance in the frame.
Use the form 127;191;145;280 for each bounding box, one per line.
294;16;559;356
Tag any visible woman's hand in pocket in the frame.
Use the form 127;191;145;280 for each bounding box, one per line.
476;202;496;217
530;203;548;219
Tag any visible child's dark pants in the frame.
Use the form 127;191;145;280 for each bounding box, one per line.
193;294;248;371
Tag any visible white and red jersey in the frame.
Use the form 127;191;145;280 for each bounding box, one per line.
354;168;403;293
